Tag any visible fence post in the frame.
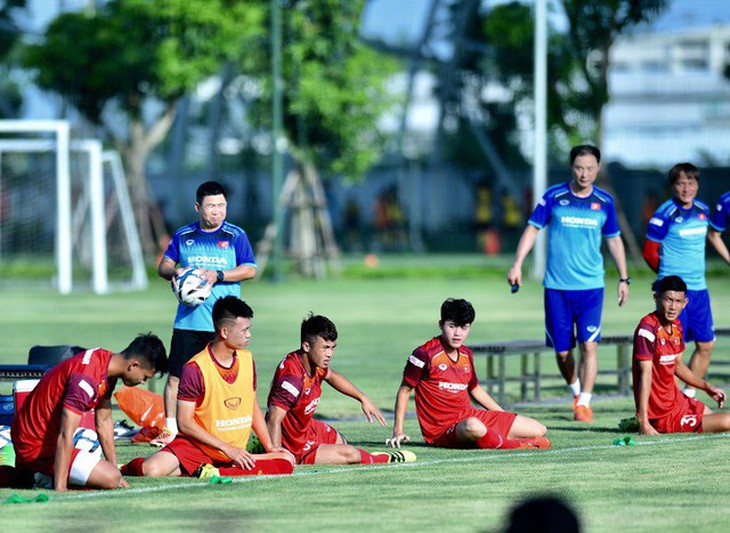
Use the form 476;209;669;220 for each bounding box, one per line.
617;343;631;396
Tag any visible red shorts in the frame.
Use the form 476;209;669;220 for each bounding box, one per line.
430;408;517;448
295;420;340;465
651;396;705;434
163;435;279;476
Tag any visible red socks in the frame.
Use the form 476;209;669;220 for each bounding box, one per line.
120;457;145;476
357;449;389;464
219;458;293;477
476;430;521;450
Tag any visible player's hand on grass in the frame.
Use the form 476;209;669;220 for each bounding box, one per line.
386;432;410;448
361;398;387;426
119;477;130;488
638;421;659;436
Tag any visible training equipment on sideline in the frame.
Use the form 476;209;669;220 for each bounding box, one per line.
73;427;102;456
171;268;212;307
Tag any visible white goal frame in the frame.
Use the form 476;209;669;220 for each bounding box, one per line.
0;120;147;293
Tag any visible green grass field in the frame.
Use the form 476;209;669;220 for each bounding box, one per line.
2;256;730;531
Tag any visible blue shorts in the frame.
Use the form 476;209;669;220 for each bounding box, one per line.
678;289;715;343
544;288;604;353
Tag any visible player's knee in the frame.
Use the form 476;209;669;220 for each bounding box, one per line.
460;417;487;440
555;351;571;362
142;459;168;477
273;451;296;466
94;468;124;490
534;422;547;437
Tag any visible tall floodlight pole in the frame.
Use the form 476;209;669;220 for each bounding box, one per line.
271;0;285;282
532;0;548;280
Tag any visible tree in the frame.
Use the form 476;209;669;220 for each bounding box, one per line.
23;0;265;258
0;0;28;117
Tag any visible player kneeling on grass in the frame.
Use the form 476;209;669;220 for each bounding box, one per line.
1;334;167;491
387;298;550;451
122;297;294;479
633;275;730;435
265;314;415;465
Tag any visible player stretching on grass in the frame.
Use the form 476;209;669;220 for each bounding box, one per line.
387;299;550;451
154;180;257;446
643;164;729;399
633;275;730;435
266;314;415;465
3;335;167;491
507;144;630;422
122;297;293;479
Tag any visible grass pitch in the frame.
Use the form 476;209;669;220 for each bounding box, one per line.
1;256;730;532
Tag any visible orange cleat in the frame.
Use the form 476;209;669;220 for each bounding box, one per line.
573;405;593;422
517;436;551;449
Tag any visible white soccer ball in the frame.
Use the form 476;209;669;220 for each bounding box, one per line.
73;427;101;456
171;268;212;307
0;425;11;448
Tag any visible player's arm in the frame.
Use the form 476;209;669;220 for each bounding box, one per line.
642;239;660;273
707;228;730;265
674;357;727;408
507;224;539;288
469;384;504;412
158;256;187;281
177;398;256;470
265;404;287;450
636;359;659;436
606;235;630;306
94;398;118;466
251;398;282;453
325;370;387;426
215;263;257;283
387;383;413;448
54;407;83;491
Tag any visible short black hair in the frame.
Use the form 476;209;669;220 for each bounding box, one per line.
440;298;476;326
668;162;699;186
301;313;338;344
212;296;254;331
569;144;601;165
196;181;227;204
121;333;168;376
656;275;687;295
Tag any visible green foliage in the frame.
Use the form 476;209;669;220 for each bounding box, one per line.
23;0;265;123
249;0;400;180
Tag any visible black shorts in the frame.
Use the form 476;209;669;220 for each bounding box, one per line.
168;329;215;377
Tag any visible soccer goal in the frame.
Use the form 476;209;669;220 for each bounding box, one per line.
0;120;147;293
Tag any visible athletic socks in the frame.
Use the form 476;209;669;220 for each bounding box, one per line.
357;449;389;464
120;457;145;476
219;458;293;476
569;379;581;397
577;392;592;407
476;429;521;450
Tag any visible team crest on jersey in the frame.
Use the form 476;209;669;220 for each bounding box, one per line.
218;241;229;249
438;363;448;371
660;338;666;345
676;216;684;223
185;239;195;246
559;199;569;206
224;397;242;410
591;202;601;210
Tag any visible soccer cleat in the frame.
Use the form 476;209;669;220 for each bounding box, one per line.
517;436;551;450
149;428;175;448
374;450;417;463
193;463;220;480
573;405;593;422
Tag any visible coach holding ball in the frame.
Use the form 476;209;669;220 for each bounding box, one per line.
155;181;257;446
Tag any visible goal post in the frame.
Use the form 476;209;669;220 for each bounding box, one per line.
0;120;148;293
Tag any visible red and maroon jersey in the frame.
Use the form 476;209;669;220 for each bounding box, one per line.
632;312;686;420
267;350;329;455
11;348;115;463
402;336;479;443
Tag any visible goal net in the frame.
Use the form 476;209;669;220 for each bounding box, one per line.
0;120;147;293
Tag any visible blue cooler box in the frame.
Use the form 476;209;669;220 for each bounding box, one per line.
0;394;13;425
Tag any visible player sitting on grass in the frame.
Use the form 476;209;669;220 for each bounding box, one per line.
632;275;730;435
265;314;415;465
387;298;550;450
2;334;167;491
122;297;293;479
